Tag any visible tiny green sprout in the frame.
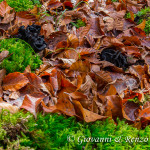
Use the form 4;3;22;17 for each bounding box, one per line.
128;96;143;105
70;19;86;29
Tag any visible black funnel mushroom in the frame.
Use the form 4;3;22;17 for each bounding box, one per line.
99;48;128;70
15;24;47;52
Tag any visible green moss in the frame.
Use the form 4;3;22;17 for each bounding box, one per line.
70;19;86;29
125;12;132;19
125;7;150;34
136;7;150;17
0;38;42;73
0;0;41;12
0;110;150;149
136;7;150;34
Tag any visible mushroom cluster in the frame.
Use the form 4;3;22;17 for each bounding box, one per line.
16;24;47;52
99;48;128;70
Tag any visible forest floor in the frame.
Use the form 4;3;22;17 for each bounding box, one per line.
0;0;150;149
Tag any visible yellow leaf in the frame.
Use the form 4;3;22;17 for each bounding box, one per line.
136;19;146;30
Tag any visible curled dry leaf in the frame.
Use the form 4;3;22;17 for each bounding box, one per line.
73;100;107;122
77;24;91;46
47;31;68;50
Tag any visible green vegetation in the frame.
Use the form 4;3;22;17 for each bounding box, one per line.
0;110;150;150
0;38;42;73
125;7;150;34
70;19;86;29
128;94;150;106
136;7;150;34
125;12;131;19
0;0;41;12
114;0;118;1
128;96;142;105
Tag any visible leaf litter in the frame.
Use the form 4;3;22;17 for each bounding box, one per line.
0;0;150;128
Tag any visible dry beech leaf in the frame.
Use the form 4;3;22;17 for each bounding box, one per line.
42;99;76;116
0;1;13;17
122;99;140;121
0;69;6;84
70;60;90;72
78;24;91;46
0;50;9;62
67;34;79;48
79;75;97;96
3;72;29;92
136;19;146;30
41;23;55;38
0;102;19;113
58;76;77;99
104;95;123;120
24;73;43;90
0;69;6;97
47;0;64;11
24;65;31;73
77;48;97;56
138;106;150;120
73;100;107;122
15;11;36;26
20;93;45;116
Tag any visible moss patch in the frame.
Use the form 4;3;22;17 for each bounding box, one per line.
0;0;40;12
0;110;150;150
0;38;42;73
